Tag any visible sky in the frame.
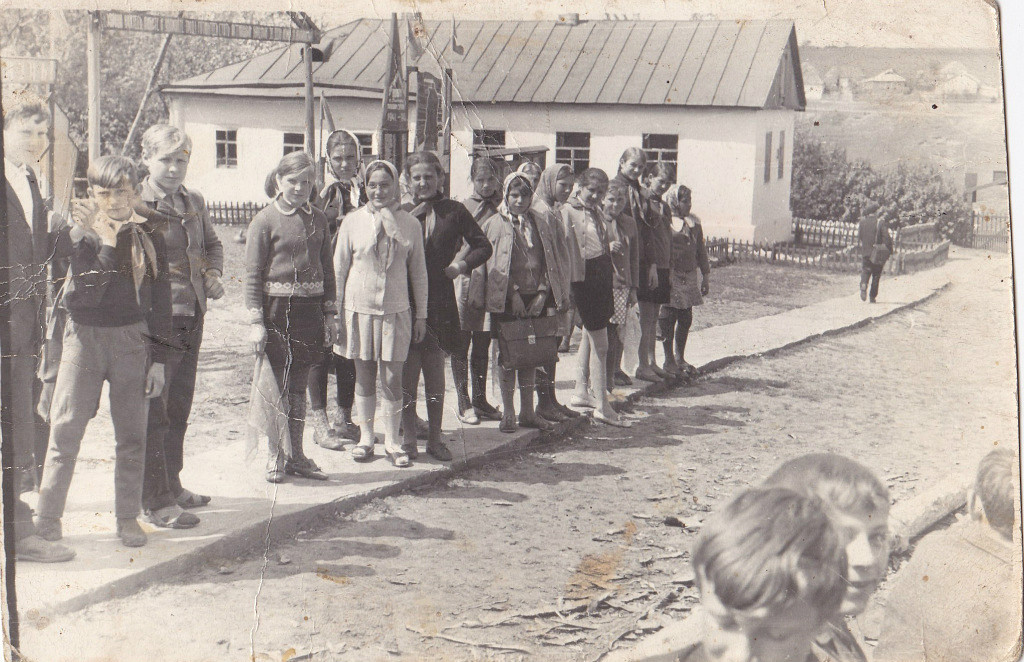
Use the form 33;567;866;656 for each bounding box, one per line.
6;0;1001;50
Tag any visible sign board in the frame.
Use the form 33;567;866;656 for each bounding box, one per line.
100;11;317;43
414;72;443;152
0;58;58;85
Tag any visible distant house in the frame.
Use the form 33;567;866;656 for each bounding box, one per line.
160;17;807;242
803;64;824;100
965;170;1009;216
936;72;981;98
859;69;908;96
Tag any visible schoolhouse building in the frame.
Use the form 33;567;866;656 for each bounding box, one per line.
161;16;806;242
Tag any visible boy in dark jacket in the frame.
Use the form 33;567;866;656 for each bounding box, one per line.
35;155;172;550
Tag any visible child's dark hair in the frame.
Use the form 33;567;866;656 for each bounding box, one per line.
405;151;445;178
87;155;140;189
693;486;847;621
264;151;315;198
470;156;506;181
325;130;359;155
606;179;628;196
618;147;647;168
973;448;1016;539
643;161;676;183
506;173;533;197
3;99;50;130
576;167;609;188
763;453;890;519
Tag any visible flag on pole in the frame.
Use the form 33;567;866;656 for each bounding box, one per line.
451;17;464;55
406;15;424;60
380;13;409;172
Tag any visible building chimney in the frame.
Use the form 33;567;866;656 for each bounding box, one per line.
559;13;580;25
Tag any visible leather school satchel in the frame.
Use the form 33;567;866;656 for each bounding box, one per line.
497;314;561;370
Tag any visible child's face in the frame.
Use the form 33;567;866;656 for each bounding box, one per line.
521;166;541;190
90;179;140;222
143;148;190;193
505;182;532;216
603;189;626;217
647;175;673;197
276;167;314;209
408;162;440;202
676;190;692;216
366;168;396;208
619;156;644;182
578;181;608;208
4;116;48;168
553;175;574;204
328;142;359;181
833;507;890;615
472;169;500;199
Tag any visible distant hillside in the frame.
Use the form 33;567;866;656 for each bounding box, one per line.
799;46;1002;88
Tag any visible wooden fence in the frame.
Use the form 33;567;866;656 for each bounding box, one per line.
970;211;1010;251
207;201;266;226
792;217;859;247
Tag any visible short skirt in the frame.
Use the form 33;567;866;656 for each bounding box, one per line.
263;295;324;370
571;254;614;332
637;261;671;305
668;268;705;309
610;287;631;325
339;308;413;362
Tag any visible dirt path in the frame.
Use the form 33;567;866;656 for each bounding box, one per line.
19;251;1015;662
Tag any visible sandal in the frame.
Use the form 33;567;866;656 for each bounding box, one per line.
176;488;212;509
519;415;555;431
457;407;481;425
351;443;375;462
570;393;598;409
386;448;411;468
593;412;633;428
144;505;200;529
499;416;518;433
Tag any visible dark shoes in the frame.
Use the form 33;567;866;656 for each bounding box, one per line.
35;517;62;541
613;371;633;386
176;488;211;509
285;456;328;480
473;399;502;421
17;535;75;563
117;518;148;547
426;441;453;462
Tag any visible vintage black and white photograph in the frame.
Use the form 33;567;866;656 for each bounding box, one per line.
0;0;1019;660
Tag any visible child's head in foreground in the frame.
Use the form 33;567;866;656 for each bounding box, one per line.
763;453;890;617
87;155;142;222
970;447;1017;541
693;487;847;662
3;98;50;167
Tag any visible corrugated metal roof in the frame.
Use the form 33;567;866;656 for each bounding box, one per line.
163;18;804;109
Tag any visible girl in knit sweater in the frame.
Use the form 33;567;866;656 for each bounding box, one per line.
246;151;336;483
334;160;428;468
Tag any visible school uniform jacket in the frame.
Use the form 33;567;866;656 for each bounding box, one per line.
403;196;492;352
5;164;50;355
468;209;568;315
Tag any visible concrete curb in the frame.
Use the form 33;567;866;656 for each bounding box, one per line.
41;277;953;617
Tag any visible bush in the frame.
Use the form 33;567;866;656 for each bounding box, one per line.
792;134;972;244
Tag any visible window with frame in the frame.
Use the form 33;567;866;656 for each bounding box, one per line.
764;132;773;183
353;133;374;160
283;132;305;155
777;130;785;180
473;129;506;150
555;132;590;173
642;134;678;168
215;129;238;168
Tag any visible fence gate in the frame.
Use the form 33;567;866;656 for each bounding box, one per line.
971;211;1010;251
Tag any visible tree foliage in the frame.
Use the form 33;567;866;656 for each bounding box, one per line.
2;10;287;158
791;131;972;244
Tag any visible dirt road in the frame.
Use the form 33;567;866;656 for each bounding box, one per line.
19;250;1015;662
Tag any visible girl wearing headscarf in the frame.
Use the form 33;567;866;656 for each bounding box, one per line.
308;129;366;450
400;151;492;462
531;164;581;423
451;156;508;425
659;184;709;378
334;160;428;468
468;172;567;434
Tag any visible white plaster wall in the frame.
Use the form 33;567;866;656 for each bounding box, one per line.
751;108;797;243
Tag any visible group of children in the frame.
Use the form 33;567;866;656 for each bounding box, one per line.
612;448;1019;662
10;116;711;554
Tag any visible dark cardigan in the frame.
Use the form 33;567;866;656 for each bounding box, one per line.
404;197;493;352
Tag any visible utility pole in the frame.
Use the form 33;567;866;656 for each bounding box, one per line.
86;11;102;161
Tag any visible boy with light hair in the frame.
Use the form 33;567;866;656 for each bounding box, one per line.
137;124;223;525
